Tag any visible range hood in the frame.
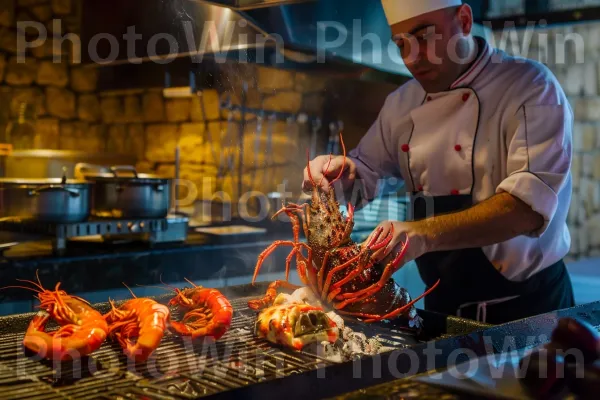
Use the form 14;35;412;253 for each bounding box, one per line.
198;0;317;10
83;0;491;87
187;0;491;77
82;0;412;79
190;0;413;77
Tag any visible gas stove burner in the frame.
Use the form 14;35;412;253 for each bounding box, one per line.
0;214;189;254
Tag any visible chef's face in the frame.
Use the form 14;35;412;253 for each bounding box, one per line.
391;5;474;93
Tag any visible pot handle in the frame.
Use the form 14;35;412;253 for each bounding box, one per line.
110;165;139;179
0;242;19;257
29;186;81;198
75;162;109;179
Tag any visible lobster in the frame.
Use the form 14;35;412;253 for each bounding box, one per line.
2;272;108;361
254;302;339;351
104;284;170;363
166;279;233;341
249;133;440;325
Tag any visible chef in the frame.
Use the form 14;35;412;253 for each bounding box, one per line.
302;0;575;324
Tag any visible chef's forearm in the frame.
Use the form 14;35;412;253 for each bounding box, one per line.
416;192;545;252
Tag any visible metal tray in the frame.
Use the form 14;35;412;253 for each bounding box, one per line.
194;225;268;236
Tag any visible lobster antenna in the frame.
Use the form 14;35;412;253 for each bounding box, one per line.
122;282;137;298
318;154;333;187
15;278;44;292
13;269;46;292
52;282;69;309
36;269;42;289
105;298;121;318
184;277;199;288
135;284;175;293
159;275;180;292
306;148;316;187
0;285;41;294
330;132;346;186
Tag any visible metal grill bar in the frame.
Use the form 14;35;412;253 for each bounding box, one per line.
0;282;470;400
0;293;344;399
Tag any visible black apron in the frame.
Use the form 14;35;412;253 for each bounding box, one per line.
408;192;575;325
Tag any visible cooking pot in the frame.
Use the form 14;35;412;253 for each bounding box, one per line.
75;164;171;219
0;176;91;222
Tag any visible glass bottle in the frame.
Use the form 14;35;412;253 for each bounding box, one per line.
4;102;37;150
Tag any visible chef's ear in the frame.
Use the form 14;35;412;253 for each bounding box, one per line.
456;4;473;35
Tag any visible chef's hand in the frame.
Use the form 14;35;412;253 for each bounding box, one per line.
362;220;430;268
302;155;357;193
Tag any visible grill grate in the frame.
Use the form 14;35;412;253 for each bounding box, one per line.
0;295;345;400
0;281;487;400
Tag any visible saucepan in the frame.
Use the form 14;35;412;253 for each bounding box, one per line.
0;174;92;223
75;163;171;219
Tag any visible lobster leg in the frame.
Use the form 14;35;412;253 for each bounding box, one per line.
320;252;362;300
293;246;319;295
317;226;385;293
285;247;304;284
252;241;315;287
251;240;298;285
170;315;227;340
321;225;396;300
317;251;332;293
277;207;321;294
323;228;397;304
249;237;317;309
328;224;396;293
334;239;410;308
269;206;313;283
337;279;441;322
248;280;302;310
333;203;354;248
284;208;309;282
274;202;310;239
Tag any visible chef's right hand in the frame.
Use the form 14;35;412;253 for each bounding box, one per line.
302;155;357;193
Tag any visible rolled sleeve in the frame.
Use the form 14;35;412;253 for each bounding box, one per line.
496;103;573;237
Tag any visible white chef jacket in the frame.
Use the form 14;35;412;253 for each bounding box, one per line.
347;36;573;283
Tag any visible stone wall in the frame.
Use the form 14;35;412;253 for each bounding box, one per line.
95;65;329;207
0;0;86;149
491;20;600;261
0;0;330;212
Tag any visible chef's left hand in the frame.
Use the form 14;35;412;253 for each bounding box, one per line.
361;220;429;267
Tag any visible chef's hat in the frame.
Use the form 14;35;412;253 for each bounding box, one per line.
381;0;463;25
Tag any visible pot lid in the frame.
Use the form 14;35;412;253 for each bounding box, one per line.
82;173;169;182
0;178;90;186
75;164;169;182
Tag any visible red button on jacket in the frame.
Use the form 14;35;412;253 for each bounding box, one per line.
462;93;470;102
455;144;462;151
401;144;410;152
451;189;460;195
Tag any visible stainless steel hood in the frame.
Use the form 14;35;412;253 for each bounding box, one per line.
191;0;491;77
81;0;411;76
191;0;413;77
199;0;317;10
83;0;491;87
